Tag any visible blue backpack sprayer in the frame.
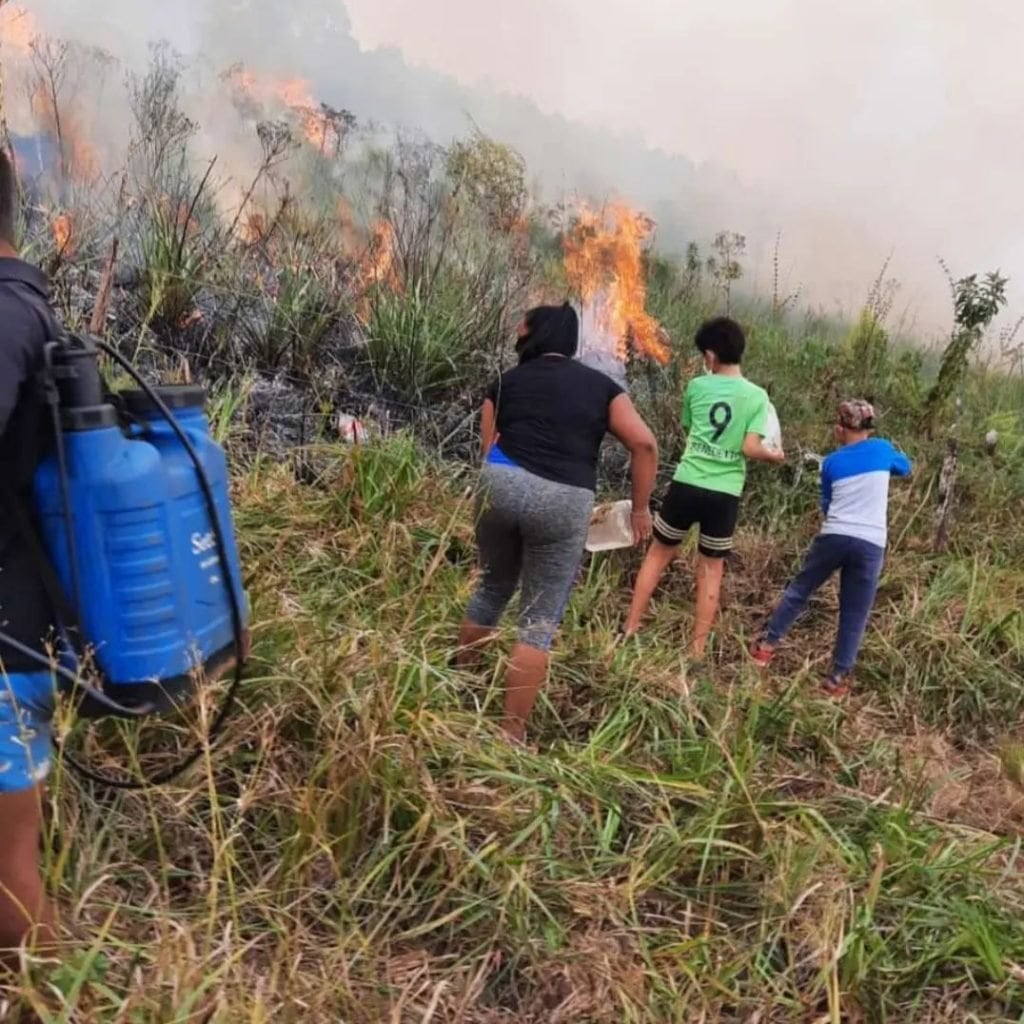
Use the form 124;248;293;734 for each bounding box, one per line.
0;330;250;788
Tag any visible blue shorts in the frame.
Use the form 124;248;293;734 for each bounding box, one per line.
0;671;57;793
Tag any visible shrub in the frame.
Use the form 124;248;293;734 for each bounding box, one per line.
239;251;345;376
364;274;502;403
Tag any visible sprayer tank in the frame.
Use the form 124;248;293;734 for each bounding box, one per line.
33;385;247;712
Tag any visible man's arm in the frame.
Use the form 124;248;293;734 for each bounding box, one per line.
740;390;783;464
742;433;785;464
608;393;658;544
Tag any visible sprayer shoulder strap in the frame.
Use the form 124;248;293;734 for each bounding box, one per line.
0;489;83;637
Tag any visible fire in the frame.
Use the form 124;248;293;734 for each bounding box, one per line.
564;202;670;365
241;209;268;244
351;219;399;321
336;197;362;255
0;9;101;184
30;79;100;185
224;66;342;153
277;78;315;111
363;220;399;290
51;212;73;257
0;3;38;56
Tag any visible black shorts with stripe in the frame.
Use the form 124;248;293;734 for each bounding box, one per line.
653;481;740;558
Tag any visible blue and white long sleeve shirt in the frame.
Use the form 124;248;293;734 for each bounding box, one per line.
820;438;912;549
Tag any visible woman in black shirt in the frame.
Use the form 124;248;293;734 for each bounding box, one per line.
456;304;658;743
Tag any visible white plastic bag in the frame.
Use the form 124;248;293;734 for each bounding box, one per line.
585;499;634;552
763;401;783;452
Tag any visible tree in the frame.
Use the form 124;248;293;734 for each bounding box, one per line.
924;267;1008;435
927;265;1009;553
446;131;527;233
706;231;745;312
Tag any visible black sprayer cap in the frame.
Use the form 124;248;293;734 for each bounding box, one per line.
50;334;105;409
49;334;120;431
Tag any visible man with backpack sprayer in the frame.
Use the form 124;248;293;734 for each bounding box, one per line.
0;148;250;969
0;150;63;962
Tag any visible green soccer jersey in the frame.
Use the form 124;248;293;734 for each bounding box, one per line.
673;373;770;497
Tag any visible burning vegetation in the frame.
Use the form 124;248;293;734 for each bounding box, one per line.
0;1;37;55
564;202;671;365
51;210;73;256
224;64;355;156
351;219;400;320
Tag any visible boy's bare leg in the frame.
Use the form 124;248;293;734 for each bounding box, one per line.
623;540;677;637
691;554;726;658
0;785;58;971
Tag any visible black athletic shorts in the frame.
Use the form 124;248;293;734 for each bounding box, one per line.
652;481;740;558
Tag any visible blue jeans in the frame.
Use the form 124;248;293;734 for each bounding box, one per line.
0;671;57;793
765;534;885;676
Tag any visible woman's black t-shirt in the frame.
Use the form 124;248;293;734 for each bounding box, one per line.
484;356;624;492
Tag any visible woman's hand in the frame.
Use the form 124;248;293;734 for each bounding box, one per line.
631;508;653;545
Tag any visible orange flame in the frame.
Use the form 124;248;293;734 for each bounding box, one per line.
0;8;101;184
30;80;101;185
241;209;268;244
336;197;363;255
225;66;342;153
564;203;669;364
52;212;73;257
352;220;399;320
367;221;399;288
0;3;38;56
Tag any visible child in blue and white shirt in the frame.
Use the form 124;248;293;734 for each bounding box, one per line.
752;400;912;697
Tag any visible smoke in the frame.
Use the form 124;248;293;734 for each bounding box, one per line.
343;0;1024;333
12;0;1024;335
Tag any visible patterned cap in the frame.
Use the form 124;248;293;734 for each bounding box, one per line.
837;399;875;430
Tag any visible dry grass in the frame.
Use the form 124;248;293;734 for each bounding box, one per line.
4;436;1024;1023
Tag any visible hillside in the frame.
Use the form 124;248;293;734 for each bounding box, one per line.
15;401;1024;1021
1;21;1024;1023
23;0;775;263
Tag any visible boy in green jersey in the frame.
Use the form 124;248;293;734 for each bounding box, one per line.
623;318;785;656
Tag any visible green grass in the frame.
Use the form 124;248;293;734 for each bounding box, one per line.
8;434;1024;1023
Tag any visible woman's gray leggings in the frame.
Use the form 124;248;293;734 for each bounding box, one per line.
466;463;594;652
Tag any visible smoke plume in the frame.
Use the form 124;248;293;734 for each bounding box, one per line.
10;0;1024;337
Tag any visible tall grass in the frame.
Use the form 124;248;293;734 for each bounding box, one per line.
5;429;1024;1021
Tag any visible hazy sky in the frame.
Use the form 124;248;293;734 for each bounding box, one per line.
343;0;1024;329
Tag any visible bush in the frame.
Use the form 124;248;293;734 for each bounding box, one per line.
239;255;345;376
363;273;504;404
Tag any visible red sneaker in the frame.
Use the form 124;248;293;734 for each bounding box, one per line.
750;639;775;669
822;674;851;700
